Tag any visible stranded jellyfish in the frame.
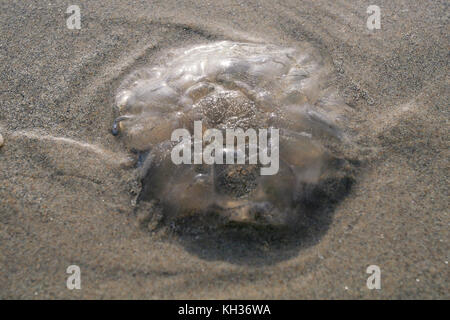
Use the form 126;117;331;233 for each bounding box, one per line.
112;41;354;229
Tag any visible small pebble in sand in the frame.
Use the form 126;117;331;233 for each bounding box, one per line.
0;133;4;147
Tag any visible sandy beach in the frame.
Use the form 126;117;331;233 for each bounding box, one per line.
0;0;448;299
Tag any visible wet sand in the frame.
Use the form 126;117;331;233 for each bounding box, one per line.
0;0;448;299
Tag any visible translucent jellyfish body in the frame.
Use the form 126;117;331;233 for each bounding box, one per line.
113;41;353;228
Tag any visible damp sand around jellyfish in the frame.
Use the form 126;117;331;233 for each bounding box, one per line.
112;41;356;230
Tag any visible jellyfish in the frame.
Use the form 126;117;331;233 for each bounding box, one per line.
112;41;354;229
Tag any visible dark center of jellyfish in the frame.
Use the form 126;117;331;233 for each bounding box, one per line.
198;90;262;199
214;163;259;198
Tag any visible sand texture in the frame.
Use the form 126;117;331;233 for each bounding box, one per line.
0;0;448;299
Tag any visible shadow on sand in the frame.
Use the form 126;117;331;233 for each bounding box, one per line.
139;175;354;267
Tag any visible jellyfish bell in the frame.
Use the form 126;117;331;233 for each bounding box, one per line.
113;41;355;229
